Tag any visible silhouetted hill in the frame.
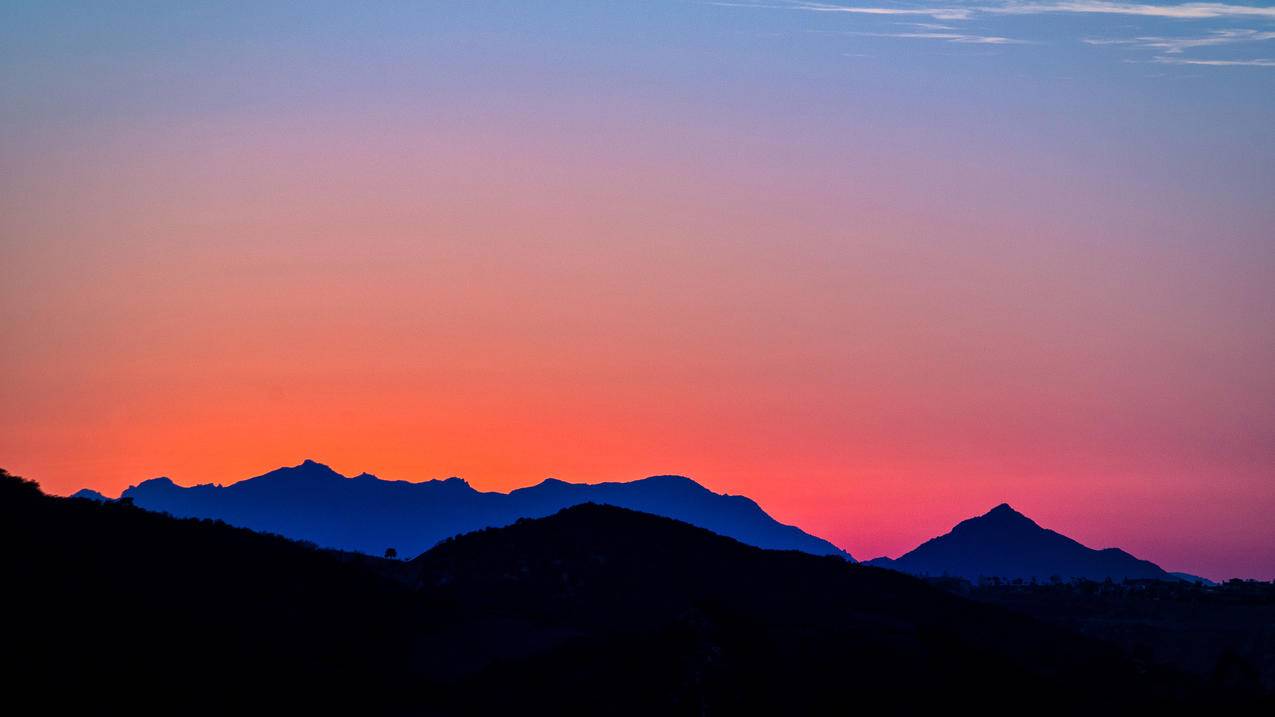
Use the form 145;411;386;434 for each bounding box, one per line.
865;503;1175;581
7;469;1264;713
69;487;107;501
106;459;849;559
963;578;1275;694
2;468;416;712
408;503;1233;712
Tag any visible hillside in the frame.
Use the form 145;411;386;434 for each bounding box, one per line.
4;469;1263;713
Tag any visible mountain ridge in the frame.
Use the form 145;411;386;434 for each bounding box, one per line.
11;468;1244;711
97;459;851;560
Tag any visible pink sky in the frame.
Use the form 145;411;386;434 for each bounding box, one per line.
2;3;1272;581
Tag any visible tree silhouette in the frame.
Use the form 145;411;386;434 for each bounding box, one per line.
0;467;42;498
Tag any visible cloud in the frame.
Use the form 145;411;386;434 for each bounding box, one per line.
783;2;975;20
767;1;1275;21
987;2;1275;20
1150;55;1275;65
716;1;1275;67
706;0;969;17
856;31;1028;43
1084;29;1275;53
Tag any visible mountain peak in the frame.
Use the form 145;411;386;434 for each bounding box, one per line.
971;502;1038;528
635;474;705;490
880;503;1171;582
261;460;343;480
417;476;474;492
984;502;1022;518
70;488;109;502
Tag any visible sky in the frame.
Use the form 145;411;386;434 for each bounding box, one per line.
2;1;1273;580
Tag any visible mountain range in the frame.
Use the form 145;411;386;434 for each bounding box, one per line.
96;459;850;560
10;470;1240;712
864;503;1192;582
78;460;1216;582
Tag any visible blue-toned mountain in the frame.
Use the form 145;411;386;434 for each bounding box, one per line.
108;459;850;560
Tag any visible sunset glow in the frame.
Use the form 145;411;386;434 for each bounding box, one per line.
3;2;1273;580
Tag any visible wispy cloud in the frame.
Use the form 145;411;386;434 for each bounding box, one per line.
771;1;1275;21
1084;29;1275;53
856;31;1028;43
717;1;1275;68
782;2;975;20
986;2;1275;20
1150;55;1275;65
706;0;969;17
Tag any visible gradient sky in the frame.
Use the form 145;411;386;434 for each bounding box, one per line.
3;1;1273;580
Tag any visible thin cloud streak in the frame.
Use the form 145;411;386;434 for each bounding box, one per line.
718;1;1275;67
778;1;1275;21
1084;29;1275;53
706;0;969;17
856;31;1029;43
785;2;976;20
988;2;1275;20
1151;54;1275;64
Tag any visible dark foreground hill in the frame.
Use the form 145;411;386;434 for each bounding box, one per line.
108;459;849;558
866;503;1175;581
963;578;1275;695
3;469;1266;714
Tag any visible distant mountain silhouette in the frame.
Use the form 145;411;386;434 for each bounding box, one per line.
864;503;1174;582
102;459;849;560
69;488;108;501
8;469;1241;713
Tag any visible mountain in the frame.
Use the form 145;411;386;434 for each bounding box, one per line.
7;469;1236;713
69;488;108;501
864;503;1174;582
104;459;849;560
3;467;413;712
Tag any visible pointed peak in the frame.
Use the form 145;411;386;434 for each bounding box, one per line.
242;460;346;485
964;502;1040;530
285;459;340;474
